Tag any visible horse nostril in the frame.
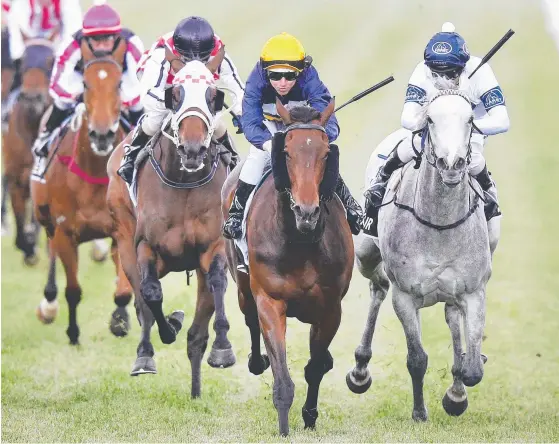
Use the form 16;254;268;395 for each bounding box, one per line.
453;157;466;170
311;206;320;219
436;158;449;170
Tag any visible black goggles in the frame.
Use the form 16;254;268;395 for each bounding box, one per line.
431;66;463;79
267;71;299;82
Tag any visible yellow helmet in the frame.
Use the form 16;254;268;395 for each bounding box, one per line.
260;32;306;72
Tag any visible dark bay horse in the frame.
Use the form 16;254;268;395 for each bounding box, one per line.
31;40;133;344
222;100;354;436
107;55;235;396
3;38;55;264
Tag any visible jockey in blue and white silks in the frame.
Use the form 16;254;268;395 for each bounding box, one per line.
222;32;363;240
366;23;510;221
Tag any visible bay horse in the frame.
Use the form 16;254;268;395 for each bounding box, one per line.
3;38;55;264
31;40;133;345
106;54;236;396
222;99;354;436
347;90;499;420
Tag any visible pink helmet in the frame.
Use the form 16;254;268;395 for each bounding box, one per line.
82;0;121;37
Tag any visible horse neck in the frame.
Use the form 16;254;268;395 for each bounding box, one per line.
74;116;115;176
414;159;471;226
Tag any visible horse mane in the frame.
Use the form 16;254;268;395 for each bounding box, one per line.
288;105;321;124
416;88;472;128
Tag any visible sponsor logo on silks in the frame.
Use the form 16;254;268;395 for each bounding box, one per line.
481;86;505;111
405;84;427;103
432;41;452;54
462;42;470;56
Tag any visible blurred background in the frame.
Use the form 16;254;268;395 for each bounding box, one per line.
2;0;558;441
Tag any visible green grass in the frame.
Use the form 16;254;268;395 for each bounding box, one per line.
2;0;559;441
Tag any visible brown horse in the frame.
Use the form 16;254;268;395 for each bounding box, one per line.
31;40;133;345
106;56;235;395
3;38;55;264
222;100;354;436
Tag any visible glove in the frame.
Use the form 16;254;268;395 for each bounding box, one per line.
232;114;243;134
263;140;272;154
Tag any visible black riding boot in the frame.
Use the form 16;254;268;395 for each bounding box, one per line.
223;180;256;240
216;131;239;165
473;166;501;221
117;126;150;185
364;150;406;209
32;104;72;157
335;176;363;235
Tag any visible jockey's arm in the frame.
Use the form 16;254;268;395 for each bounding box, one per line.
59;0;82;42
49;36;82;109
474;105;509;135
7;0;27;60
472;63;510;135
303;66;340;142
401;62;428;131
216;51;245;116
137;47;169;135
121;33;145;112
240;65;272;150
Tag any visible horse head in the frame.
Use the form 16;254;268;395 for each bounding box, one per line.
275;98;336;233
167;47;228;172
423;90;474;187
80;39;125;156
18;36;55;119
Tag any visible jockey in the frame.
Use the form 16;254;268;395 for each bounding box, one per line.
366;23;510;221
222;32;363;240
116;16;245;184
32;0;145;158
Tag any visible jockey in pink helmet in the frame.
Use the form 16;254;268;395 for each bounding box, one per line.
32;0;144;158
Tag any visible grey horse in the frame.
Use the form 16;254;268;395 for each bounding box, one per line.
347;89;500;420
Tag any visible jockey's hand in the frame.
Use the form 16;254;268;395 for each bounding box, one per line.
263;140;272;154
232;114;243;134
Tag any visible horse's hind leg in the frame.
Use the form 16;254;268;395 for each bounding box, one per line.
137;240;184;345
302;306;341;430
255;292;294;436
10;180;37;265
392;286;428;422
203;254;236;369
52;231;82;345
442;303;468;416
36;238;59;324
460;290;486;387
109;238;132;337
347;259;389;394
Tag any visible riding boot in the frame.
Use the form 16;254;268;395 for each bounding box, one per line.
117;126;151;185
215;130;239;165
364;149;406;210
32;104;72;157
223;180;256;240
473;165;501;221
335;176;363;235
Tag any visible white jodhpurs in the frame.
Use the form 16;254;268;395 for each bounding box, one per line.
239;146;270;185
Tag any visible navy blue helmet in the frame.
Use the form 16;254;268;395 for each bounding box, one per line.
173;16;215;63
424;31;470;75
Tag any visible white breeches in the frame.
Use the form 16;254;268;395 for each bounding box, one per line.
239;120;283;185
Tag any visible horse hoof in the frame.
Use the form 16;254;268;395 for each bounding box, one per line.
130;356;157;376
36;299;59;324
24;254;39;266
302;406;318;429
90;240;109;263
160;310;184;344
412;407;428;422
207;346;236;368
346;369;372;394
109;307;130;337
248;353;270;375
442;392;468;416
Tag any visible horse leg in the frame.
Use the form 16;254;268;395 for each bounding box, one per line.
460;290;486;387
36;238;59;324
255;293;294;436
204;254;236;368
442;303;468;416
186;269;214;398
302;307;341;430
392;286;428;421
1;173;9;235
347;263;389;394
10;181;37;264
137;240;184;345
109;238;132;337
52;230;82;345
241;285;270;375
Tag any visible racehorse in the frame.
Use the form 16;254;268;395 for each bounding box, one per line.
31;39;133;345
106;53;236;396
3;37;55;264
222;99;354;436
346;90;500;420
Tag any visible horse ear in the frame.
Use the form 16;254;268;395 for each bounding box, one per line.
276;97;291;125
319;98;335;127
206;46;225;74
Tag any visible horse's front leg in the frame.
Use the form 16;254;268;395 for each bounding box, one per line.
137;240;184;345
202;252;236;369
1;172;9;235
10;177;37;265
109;238;133;337
392;285;428;422
255;290;294;436
460;289;486;387
36;238;59;324
302;303;341;430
